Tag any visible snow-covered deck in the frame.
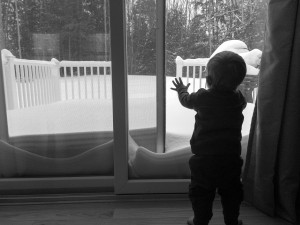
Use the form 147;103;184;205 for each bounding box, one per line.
7;76;254;138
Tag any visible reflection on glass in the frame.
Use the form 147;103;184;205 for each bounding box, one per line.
0;0;113;178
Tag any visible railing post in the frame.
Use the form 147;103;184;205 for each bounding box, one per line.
175;56;183;78
1;49;18;110
51;58;61;102
104;66;107;99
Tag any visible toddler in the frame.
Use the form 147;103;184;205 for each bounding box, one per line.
171;51;247;225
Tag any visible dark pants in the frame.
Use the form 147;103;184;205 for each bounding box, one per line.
189;154;243;225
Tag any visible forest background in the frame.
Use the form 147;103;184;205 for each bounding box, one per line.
0;0;267;77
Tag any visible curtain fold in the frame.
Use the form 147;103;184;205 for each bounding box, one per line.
243;0;300;223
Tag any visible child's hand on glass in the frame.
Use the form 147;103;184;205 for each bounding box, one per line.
171;77;190;92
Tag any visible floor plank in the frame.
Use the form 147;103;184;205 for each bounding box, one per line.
0;199;291;225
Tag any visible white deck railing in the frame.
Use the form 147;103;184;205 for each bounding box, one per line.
59;60;111;100
1;50;258;110
175;56;259;103
175;56;209;91
1;49;111;109
1;49;61;109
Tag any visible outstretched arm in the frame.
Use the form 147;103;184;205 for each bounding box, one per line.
171;77;195;109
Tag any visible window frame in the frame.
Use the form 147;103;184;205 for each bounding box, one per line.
111;0;189;194
0;2;114;194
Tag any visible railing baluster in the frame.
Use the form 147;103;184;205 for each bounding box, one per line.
43;66;47;104
32;65;36;105
71;66;74;100
38;66;42;104
42;66;47;104
24;64;31;107
91;67;94;99
44;66;49;104
84;66;87;99
47;67;51;103
55;66;61;102
186;66;190;85
97;66;100;99
192;66;196;92
77;66;81;99
104;66;107;99
15;64;22;108
63;66;68;100
175;56;183;78
28;65;33;106
28;65;35;106
36;66;41;105
51;67;55;102
48;67;53;103
33;66;39;106
39;66;44;104
20;64;27;108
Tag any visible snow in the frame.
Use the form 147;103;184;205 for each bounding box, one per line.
7;75;254;139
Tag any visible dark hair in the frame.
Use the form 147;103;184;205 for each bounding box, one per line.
206;51;246;91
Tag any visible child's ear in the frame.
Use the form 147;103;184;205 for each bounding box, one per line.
206;75;212;86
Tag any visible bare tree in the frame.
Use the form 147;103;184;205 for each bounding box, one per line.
0;0;5;49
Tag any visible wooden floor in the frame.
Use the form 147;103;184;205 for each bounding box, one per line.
0;196;291;225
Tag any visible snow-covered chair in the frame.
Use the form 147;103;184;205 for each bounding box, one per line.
176;40;261;103
210;40;261;73
209;40;261;103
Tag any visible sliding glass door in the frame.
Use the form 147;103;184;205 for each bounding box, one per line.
112;0;190;194
0;0;266;194
0;0;114;193
112;0;267;194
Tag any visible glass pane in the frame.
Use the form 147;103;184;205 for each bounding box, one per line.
125;0;159;179
165;0;267;177
0;0;113;178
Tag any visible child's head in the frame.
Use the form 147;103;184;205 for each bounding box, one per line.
206;51;246;91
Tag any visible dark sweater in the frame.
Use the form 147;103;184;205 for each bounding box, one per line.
177;87;246;155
